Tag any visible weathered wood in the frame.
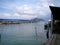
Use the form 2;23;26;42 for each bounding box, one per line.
45;34;60;45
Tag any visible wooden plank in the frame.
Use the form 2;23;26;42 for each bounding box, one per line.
44;34;56;45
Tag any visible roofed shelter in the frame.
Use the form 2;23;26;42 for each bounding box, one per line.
49;6;60;34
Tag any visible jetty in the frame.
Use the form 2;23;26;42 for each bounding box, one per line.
45;6;60;45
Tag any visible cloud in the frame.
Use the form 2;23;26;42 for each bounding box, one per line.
0;13;11;18
14;4;34;14
13;13;20;17
50;3;55;6
14;3;50;17
0;12;37;19
13;13;37;19
21;15;37;19
0;0;57;19
3;13;10;17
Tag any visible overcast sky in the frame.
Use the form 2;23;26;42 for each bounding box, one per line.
0;0;60;20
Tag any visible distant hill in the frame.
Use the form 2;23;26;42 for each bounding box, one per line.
31;18;45;22
0;18;44;23
0;19;28;21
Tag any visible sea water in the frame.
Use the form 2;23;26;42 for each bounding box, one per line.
0;21;47;45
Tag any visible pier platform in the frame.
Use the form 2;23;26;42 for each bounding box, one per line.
45;34;60;45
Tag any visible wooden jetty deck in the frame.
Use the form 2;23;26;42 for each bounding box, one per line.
45;34;60;45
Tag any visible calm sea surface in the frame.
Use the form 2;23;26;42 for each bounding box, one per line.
0;21;47;45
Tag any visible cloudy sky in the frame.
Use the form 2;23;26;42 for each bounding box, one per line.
0;0;60;20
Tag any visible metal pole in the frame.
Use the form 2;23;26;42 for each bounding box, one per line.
51;13;53;34
34;22;38;40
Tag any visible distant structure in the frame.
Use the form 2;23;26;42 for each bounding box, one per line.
50;6;60;34
0;18;44;24
44;6;60;41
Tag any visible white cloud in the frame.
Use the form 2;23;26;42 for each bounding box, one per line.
0;12;37;19
21;15;37;19
0;0;54;19
12;13;37;19
50;4;55;6
1;13;11;18
34;4;50;16
14;4;34;14
13;13;20;17
0;13;11;18
3;13;11;17
14;3;50;17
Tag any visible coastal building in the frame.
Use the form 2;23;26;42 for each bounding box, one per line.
45;6;60;45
